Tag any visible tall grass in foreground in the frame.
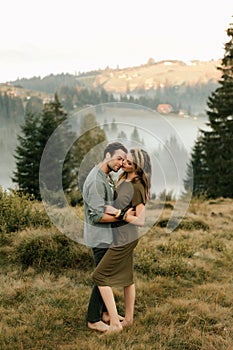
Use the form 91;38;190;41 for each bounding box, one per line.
0;194;233;349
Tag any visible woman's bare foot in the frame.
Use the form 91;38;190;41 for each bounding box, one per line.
101;324;123;336
87;321;109;332
121;319;133;328
102;312;124;323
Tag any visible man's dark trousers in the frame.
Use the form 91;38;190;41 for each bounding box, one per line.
86;247;108;322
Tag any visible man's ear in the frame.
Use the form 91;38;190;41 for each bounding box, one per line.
106;152;111;159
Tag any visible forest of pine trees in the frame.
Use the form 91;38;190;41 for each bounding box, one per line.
13;94;106;202
7;17;233;201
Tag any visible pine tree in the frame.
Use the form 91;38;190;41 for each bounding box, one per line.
13;112;41;197
13;94;75;199
184;19;233;198
131;126;140;143
184;137;207;196
37;93;76;195
117;130;127;139
203;19;233;197
111;118;118;132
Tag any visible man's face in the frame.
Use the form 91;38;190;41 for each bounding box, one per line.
106;149;127;172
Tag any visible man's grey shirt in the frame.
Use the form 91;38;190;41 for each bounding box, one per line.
83;165;114;248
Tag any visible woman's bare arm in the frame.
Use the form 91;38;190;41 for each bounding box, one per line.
124;203;145;226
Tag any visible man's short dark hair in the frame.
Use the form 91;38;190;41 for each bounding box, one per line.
103;142;127;158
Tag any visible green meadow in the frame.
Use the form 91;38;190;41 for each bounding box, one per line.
0;190;233;349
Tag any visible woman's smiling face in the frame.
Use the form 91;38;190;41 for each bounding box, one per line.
122;152;135;173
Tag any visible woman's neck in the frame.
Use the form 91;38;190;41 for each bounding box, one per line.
125;172;137;181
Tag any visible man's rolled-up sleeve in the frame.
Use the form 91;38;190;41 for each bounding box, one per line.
84;180;106;224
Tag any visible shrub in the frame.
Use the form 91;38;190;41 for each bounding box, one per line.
157;218;209;231
134;248;189;278
135;247;207;282
179;219;209;231
15;231;93;272
0;187;51;234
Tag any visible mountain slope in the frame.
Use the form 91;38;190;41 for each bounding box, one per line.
78;59;221;93
7;59;222;96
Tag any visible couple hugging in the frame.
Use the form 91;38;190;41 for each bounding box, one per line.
83;141;152;335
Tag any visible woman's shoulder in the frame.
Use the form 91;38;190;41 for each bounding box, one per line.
133;179;144;189
133;179;146;197
131;179;146;206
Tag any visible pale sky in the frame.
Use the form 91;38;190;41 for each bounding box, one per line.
0;0;232;82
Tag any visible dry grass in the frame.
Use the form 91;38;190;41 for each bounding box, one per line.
0;197;233;349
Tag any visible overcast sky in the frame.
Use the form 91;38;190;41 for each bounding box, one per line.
0;0;232;82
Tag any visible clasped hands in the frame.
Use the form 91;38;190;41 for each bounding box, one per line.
105;205;135;220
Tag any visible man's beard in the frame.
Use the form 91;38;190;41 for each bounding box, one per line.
107;163;117;173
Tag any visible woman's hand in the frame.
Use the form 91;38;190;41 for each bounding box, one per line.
124;204;145;226
126;208;135;216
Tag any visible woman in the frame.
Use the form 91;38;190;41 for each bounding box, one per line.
92;148;152;334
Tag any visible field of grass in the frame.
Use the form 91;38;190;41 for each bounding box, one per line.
0;195;233;349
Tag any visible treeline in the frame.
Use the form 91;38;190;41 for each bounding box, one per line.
1;72;219;128
0;87;115;128
121;80;219;116
11;73;219;116
13;73;81;93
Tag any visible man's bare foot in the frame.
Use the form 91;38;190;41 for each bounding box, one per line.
87;321;109;332
102;312;124;323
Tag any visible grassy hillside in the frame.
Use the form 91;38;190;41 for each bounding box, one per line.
91;60;221;93
0;195;233;349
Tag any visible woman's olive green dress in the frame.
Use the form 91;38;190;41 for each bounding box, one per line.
92;179;146;287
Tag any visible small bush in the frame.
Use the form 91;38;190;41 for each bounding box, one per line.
157;218;209;231
15;231;93;272
0;187;51;234
134;248;206;281
179;219;209;231
135;249;185;278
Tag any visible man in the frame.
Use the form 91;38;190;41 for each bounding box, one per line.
83;142;127;332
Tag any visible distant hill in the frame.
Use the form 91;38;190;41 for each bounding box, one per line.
80;59;222;94
0;82;53;105
8;59;221;96
0;59;221;120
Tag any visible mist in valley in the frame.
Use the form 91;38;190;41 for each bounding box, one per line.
94;104;208;197
0;103;209;198
0;127;18;190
